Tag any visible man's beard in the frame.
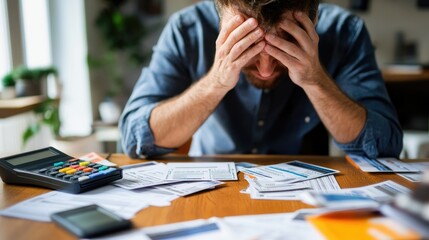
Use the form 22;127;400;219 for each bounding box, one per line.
242;66;288;89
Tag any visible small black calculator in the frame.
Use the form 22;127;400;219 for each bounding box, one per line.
0;147;122;193
51;204;132;238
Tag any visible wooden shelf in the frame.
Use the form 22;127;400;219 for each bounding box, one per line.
383;69;429;82
0;95;47;118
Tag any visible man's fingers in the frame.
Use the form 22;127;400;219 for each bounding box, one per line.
229;27;264;60
217;15;244;46
278;18;313;54
222;18;259;55
294;12;319;44
264;43;296;68
233;41;265;68
265;33;303;60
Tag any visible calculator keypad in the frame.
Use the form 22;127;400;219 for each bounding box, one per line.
41;159;115;182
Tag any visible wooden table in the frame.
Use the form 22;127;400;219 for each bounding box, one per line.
0;154;417;239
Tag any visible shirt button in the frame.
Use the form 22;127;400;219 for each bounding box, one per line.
258;120;264;127
304;116;311;123
264;89;270;94
251;148;258;154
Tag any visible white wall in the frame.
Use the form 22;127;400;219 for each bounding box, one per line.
49;0;93;136
164;0;199;19
323;0;429;66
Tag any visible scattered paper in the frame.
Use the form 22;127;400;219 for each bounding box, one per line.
300;180;410;210
91;212;324;240
397;162;429;182
346;155;421;173
244;175;341;200
164;162;238;181
114;161;182;190
155;181;224;197
235;162;259;173
242;161;339;183
245;176;309;192
0;185;148;221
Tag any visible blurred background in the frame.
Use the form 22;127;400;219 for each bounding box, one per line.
0;0;428;158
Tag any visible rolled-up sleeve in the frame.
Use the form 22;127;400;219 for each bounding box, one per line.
119;13;192;158
329;16;403;158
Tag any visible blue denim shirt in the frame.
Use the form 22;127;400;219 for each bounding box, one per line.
120;2;403;158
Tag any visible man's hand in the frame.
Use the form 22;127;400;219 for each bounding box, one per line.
264;12;324;88
208;15;266;90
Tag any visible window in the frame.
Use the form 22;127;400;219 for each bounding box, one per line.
0;0;11;85
21;0;52;67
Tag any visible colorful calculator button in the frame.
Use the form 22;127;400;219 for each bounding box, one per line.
78;176;89;182
66;169;77;175
79;161;90;167
53;162;64;167
59;167;72;173
55;172;65;178
98;166;108;171
70;176;80;181
83;168;93;173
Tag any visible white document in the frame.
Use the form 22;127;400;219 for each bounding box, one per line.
245;176;309;192
235;162;259;173
155;180;224;196
130;187;180;207
347;155;421;172
397;162;429;182
242;161;339;182
164;162;238;181
95;219;232;240
300;180;410;209
221;212;324;240
0;185;148;222
246;175;341;200
339;180;410;202
114;161;182;190
92;212;323;240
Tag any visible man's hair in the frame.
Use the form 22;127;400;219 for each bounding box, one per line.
214;0;319;30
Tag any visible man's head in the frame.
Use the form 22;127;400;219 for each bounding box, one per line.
215;0;318;31
214;0;319;89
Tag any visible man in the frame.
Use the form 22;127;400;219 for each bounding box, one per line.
120;0;402;158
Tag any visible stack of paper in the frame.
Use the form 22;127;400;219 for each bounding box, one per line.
299;180;411;211
346;155;421;173
241;161;341;200
76;211;325;240
397;162;429;182
114;161;237;197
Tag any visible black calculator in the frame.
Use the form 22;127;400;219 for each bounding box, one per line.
0;147;122;193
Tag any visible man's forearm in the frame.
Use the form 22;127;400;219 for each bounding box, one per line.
150;75;230;148
304;75;367;144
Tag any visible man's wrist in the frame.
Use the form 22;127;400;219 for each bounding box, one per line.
199;73;233;97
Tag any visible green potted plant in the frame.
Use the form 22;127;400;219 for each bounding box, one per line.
17;66;60;146
22;98;61;146
1;73;16;99
13;66;58;97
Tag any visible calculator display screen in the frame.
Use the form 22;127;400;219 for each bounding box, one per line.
64;208;120;232
6;149;59;166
